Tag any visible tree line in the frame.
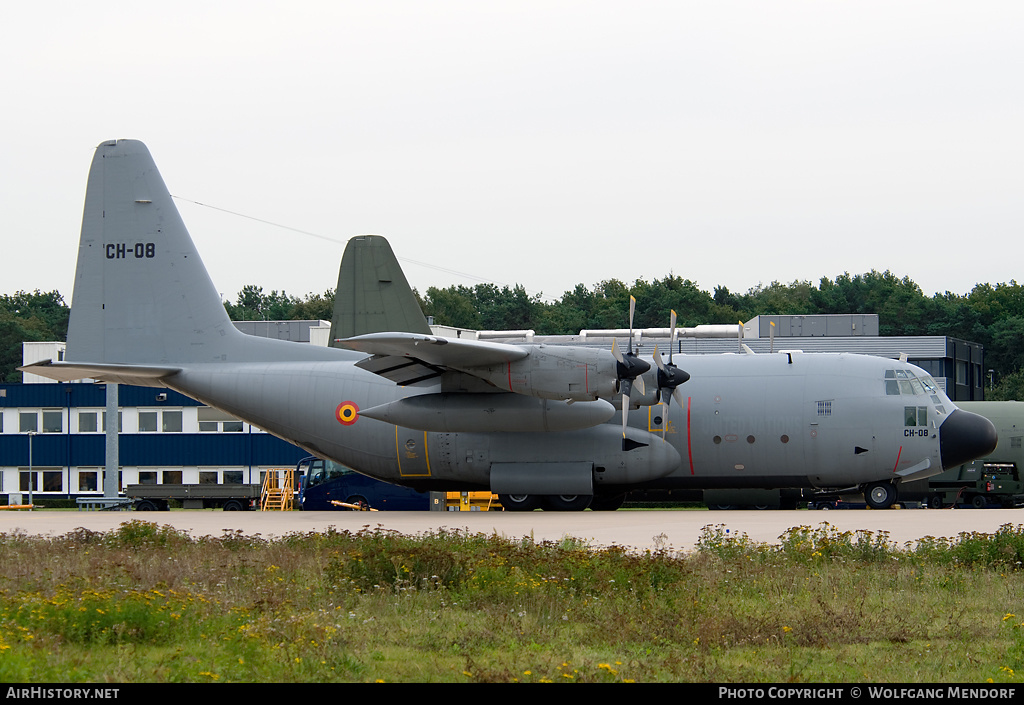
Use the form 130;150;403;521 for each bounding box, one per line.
4;271;1024;398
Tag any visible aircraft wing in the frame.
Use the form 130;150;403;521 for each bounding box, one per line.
18;360;181;386
337;333;528;385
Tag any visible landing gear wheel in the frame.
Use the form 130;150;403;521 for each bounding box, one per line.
541;495;593;512
498;494;541;512
864;481;897;510
589;493;627;511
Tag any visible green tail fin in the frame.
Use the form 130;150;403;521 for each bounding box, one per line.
329;235;432;342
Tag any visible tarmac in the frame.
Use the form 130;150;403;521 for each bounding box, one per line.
2;506;1022;552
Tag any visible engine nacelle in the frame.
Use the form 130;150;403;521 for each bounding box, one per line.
460;345;619;401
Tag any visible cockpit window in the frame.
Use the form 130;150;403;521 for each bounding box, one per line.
884;369;931;396
905;406;928;427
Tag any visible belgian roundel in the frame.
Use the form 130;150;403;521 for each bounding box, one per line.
336;401;359;426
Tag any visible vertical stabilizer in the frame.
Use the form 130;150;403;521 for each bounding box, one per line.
329;235;432;341
66;139;241;364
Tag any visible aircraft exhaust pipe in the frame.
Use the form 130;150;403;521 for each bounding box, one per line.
939;408;998;470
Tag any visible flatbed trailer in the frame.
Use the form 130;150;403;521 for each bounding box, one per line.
125;484;261;511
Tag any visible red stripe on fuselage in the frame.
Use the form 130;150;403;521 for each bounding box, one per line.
892;445;902;473
687;396;694;475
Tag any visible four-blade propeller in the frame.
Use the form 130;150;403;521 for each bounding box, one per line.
611;296;651;448
652;309;690;435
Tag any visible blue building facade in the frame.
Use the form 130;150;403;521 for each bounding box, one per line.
0;382;310;499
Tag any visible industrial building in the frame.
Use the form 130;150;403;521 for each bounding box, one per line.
0;314;985;502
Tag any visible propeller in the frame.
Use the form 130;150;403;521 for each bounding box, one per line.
652;309;690;435
612;295;650;450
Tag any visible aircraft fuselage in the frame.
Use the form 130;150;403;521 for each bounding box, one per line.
161;347;950;494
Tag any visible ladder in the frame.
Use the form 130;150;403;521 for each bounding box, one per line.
260;468;295;511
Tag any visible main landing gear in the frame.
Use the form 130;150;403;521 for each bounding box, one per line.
498;493;613;511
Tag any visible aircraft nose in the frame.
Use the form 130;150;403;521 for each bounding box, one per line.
939;409;998;470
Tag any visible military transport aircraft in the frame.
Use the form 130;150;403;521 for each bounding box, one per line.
22;139;998;511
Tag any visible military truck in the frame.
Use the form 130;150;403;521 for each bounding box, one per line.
915;461;1024;509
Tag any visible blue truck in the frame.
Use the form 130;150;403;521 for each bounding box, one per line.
296;456;431;511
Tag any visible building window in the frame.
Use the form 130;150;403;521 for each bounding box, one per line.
101;411;123;432
224;470;243;484
139;411;158;432
199;471;219;485
162;411;183;433
79;471;98;492
42;410;62;433
20;413;38;433
138;472;158;485
162;470;182;484
198;407;244;432
43;472;62;492
103;470;124;493
0;413;4;433
79;411;98;433
20;472;38;492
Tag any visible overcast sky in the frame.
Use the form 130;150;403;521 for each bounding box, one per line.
2;1;1022;309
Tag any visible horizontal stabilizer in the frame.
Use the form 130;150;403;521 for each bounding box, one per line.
18;360;180;385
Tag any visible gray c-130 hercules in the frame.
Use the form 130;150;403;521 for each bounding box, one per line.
22;139;998;511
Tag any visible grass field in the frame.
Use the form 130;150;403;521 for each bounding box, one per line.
1;519;1023;683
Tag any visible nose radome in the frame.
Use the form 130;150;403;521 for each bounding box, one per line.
939;409;998;470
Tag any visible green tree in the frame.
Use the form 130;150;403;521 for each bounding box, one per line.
225;285;302;321
987;369;1024;401
0;290;70;382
